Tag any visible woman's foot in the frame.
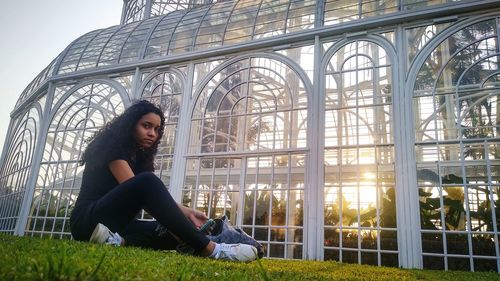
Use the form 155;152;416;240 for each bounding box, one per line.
209;243;258;262
89;223;124;246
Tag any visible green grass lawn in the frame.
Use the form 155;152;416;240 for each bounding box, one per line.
1;234;499;281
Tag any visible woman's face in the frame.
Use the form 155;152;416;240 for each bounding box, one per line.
133;112;162;149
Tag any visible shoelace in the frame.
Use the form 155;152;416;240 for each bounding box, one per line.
215;244;240;260
215;247;230;259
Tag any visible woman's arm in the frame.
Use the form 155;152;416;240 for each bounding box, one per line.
109;160;208;228
177;203;208;229
109;160;135;184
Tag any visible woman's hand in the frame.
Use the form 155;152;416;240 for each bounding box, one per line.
188;209;209;229
178;204;208;229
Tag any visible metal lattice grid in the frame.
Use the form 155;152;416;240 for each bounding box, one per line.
128;70;186;220
142;71;184;183
323;39;397;266
0;106;42;234
124;0;148;24
123;0;216;24
183;56;308;259
24;83;126;238
15;0;480;116
413;16;500;271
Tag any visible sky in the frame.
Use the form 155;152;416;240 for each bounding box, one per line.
0;0;123;152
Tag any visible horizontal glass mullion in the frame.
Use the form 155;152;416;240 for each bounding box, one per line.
170;29;198;41
195;42;223;50
202;13;231;26
230;9;259;22
168;46;192;55
195;34;222;45
324;0;359;10
265;1;292;14
147;36;173;48
152;22;178;33
224;27;253;43
197;26;227;37
255;12;288;26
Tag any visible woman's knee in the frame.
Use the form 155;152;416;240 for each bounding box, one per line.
134;172;164;188
134;172;157;181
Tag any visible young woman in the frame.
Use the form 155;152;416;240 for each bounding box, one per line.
70;100;257;262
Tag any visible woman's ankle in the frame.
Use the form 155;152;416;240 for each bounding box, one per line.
200;241;216;257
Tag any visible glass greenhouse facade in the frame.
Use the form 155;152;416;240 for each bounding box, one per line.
1;0;499;272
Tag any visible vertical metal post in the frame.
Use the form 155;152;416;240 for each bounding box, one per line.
315;0;325;29
485;141;500;272
131;66;142;101
169;63;195;202
145;0;153;21
393;25;422;269
305;35;324;260
121;0;129;25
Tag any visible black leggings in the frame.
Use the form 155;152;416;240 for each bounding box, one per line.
73;172;210;252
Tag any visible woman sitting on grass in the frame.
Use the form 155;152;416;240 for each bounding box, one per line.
70;100;257;262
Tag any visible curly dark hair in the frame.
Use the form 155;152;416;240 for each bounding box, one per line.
80;100;165;172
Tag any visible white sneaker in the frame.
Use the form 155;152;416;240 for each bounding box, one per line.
211;243;258;262
89;223;123;246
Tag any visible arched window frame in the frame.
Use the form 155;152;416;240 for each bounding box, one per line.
186;53;313;259
320;35;402;266
407;13;500;272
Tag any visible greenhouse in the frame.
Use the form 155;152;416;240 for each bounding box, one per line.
0;0;499;272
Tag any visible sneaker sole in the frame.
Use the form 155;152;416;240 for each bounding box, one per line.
89;223;107;244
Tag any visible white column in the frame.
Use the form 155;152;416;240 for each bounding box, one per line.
394;26;422;269
169;64;195;202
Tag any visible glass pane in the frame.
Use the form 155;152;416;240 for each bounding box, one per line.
381;253;399;267
423;255;444;270
286;0;316;33
405;0;480;10
448;257;470;271
414;20;496;93
473;258;498;272
406;23;451;67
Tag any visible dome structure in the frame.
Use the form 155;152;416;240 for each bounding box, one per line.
122;0;219;24
1;0;500;272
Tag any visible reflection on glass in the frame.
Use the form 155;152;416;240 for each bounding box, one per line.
406;23;450;66
193;60;224;94
414;20;496;93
